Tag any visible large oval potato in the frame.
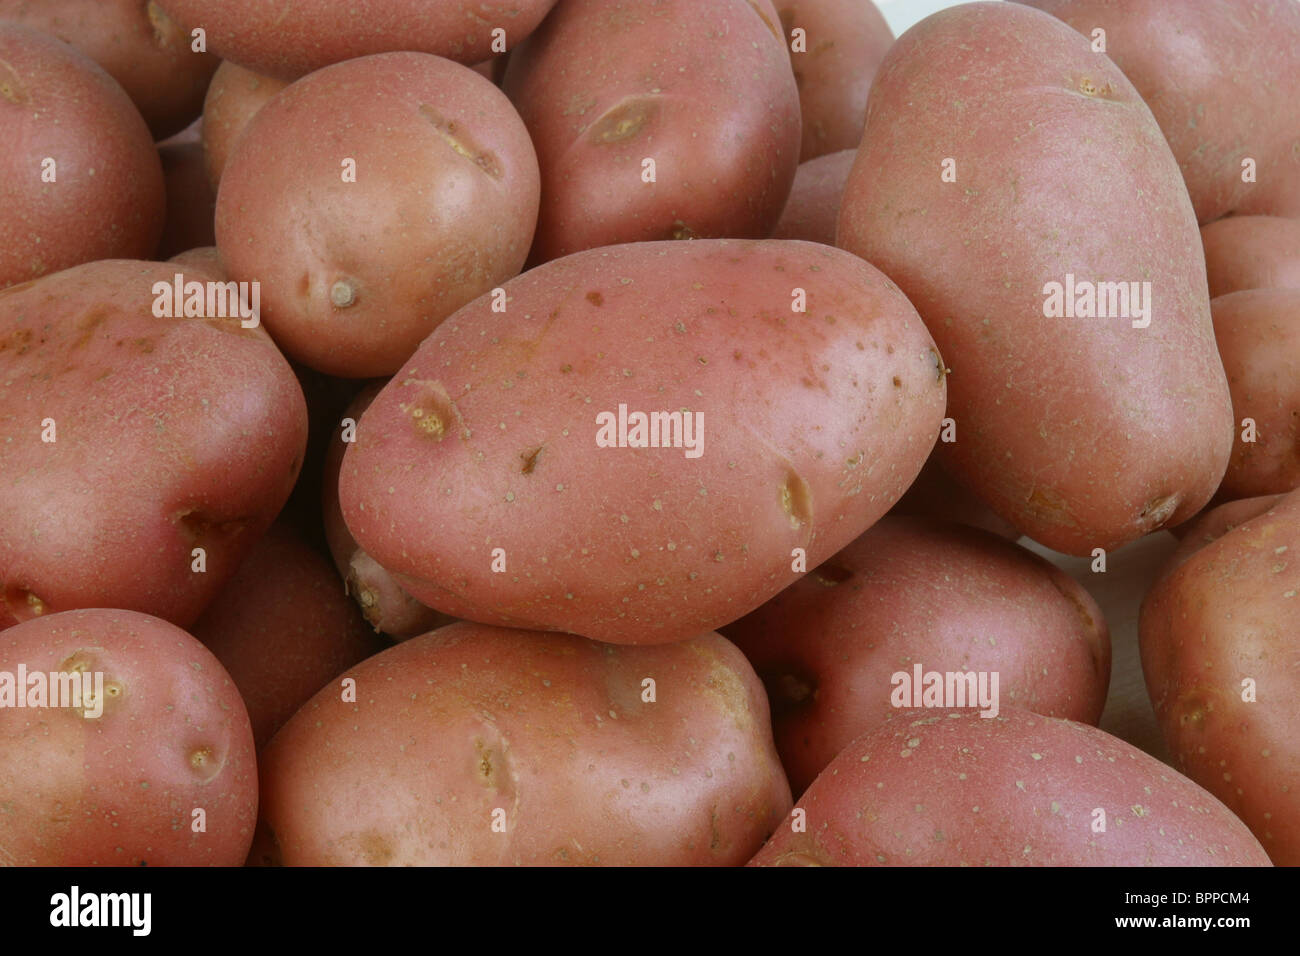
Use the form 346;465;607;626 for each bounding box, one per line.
723;516;1110;795
502;0;800;263
199;61;287;191
1140;488;1300;864
773;0;893;161
340;239;947;645
259;622;792;865
1020;0;1300;223
837;2;1233;555
216;52;540;378
749;708;1270;866
1212;288;1300;498
0;23;165;289
770;149;856;246
1201;215;1300;298
0;0;219;139
0;260;307;629
154;0;559;80
0;608;257;865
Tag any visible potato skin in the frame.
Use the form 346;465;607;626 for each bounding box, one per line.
723;517;1109;795
0;608;258;865
889;452;1020;540
200;61;287;191
770;149;856;245
772;0;893;161
157;136;217;259
259;623;792;865
837;2;1232;555
0;260;307;629
340;239;946;645
154;0;559;80
749;708;1270;866
502;0;801;263
191;522;382;749
0;23;165;289
216;52;540;378
1140;489;1300;864
1212;289;1300;498
1020;0;1300;223
1201;216;1300;298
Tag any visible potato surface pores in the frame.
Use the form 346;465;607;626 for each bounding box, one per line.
339;239;946;645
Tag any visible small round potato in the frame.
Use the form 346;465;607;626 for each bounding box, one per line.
1201;215;1300;298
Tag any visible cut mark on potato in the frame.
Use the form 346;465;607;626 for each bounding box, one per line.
588;97;658;145
747;0;782;42
520;445;543;475
174;509;249;543
1138;493;1179;530
813;562;853;587
417;105;503;179
3;584;47;622
780;470;812;529
0;57;26;104
145;1;175;49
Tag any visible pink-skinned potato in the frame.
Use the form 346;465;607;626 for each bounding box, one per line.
199;61;287;191
323;383;451;639
216;52;540;377
749;708;1270;865
837;2;1233;555
258;622;791;865
167;245;225;281
770;149;856;245
1163;494;1283;570
1212;289;1300;498
157;136;217;259
0;23;165;289
339;239;947;645
191;522;382;749
1201;216;1300;299
1019;0;1300;223
0;260;307;629
889;451;1020;540
0;608;258;865
154;0;559;80
723;516;1110;794
1140;488;1300;864
502;0;800;263
772;0;893;161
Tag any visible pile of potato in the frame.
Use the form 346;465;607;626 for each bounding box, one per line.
0;0;1296;867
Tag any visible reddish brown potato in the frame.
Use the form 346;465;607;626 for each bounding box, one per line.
0;608;258;865
216;52;540;377
750;709;1270;866
191;522;381;748
0;260;307;629
1163;494;1284;573
773;0;893;161
0;23;165;289
157;135;217;258
0;0;219;139
259;623;792;865
723;517;1110;794
1212;288;1300;498
502;0;800;262
155;0;559;80
770;149;856;245
199;61;287;191
1201;216;1300;298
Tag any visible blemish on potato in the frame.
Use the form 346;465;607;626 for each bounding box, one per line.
813;563;852;587
329;278;359;309
520;445;543;474
418;105;503;178
588;97;657;145
0;58;26;104
1138;493;1179;530
3;585;47;622
779;470;812;529
187;745;223;780
670;221;699;240
585;291;604;307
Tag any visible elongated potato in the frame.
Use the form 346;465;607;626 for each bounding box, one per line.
340;239;946;645
1140;488;1300;864
1201;215;1300;298
750;708;1270;866
259;623;792;865
837;2;1233;555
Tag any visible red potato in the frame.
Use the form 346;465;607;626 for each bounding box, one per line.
772;0;893;161
502;0;801;263
339;239;947;645
837;2;1233;555
1212;288;1300;498
1141;488;1300;864
216;52;540;378
723;517;1110;795
770;149;856;245
1020;0;1300;223
1201;216;1300;298
890;452;1021;540
157;136;217;259
259;623;792;865
323;384;451;640
750;708;1270;866
1163;494;1283;575
191;522;382;749
0;23;165;289
199;61;287;191
0;608;257;865
167;244;224;280
0;0;219;139
154;0;559;80
0;260;307;629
